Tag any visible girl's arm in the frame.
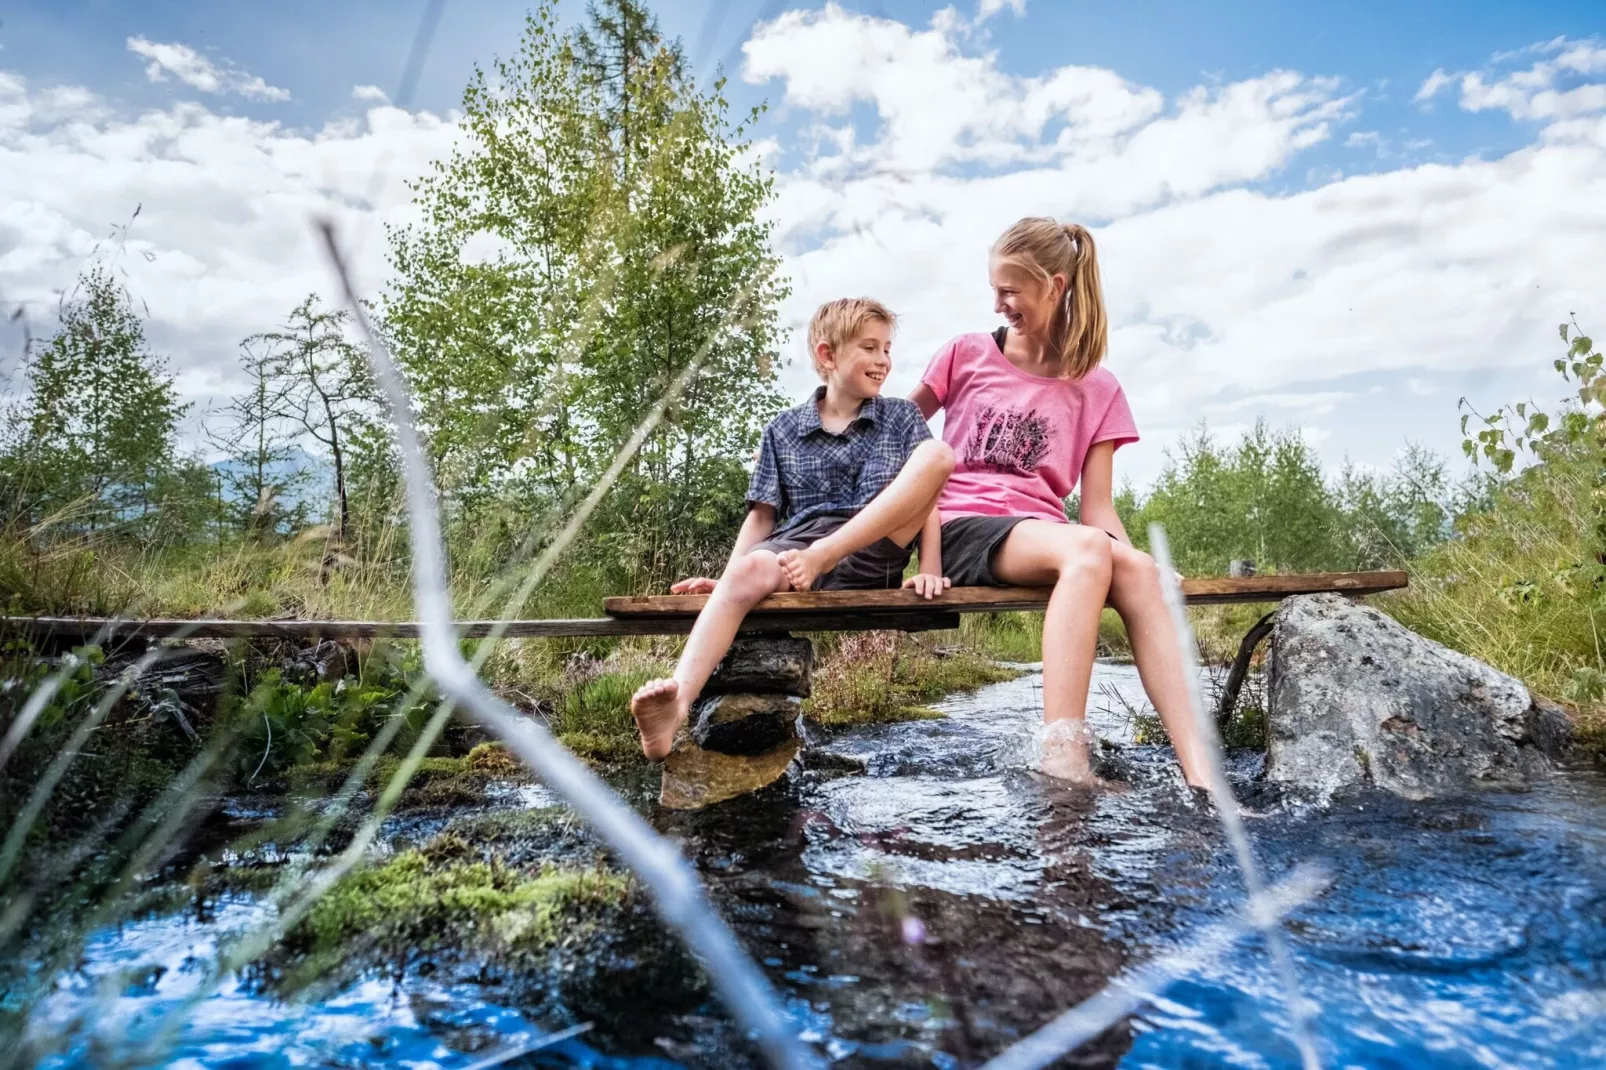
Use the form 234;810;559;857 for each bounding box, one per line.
903;507;950;598
909;383;943;421
671;505;777;594
1077;441;1131;543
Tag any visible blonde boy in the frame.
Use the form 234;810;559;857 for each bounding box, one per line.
630;298;954;759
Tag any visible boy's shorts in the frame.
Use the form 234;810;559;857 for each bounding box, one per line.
751;515;913;590
940;516;1118;587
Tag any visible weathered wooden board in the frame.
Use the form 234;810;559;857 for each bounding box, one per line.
4;610;963;642
3;571;1405;642
604;571;1409;617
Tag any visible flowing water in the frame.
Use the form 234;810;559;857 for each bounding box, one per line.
20;662;1606;1068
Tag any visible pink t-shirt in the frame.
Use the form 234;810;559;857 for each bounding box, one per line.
922;331;1139;524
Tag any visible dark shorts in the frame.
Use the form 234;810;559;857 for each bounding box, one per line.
941;515;1118;587
939;515;1030;587
751;515;914;590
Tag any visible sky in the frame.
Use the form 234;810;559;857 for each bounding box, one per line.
1;0;1604;489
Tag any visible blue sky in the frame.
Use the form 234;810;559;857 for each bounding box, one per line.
2;1;1604;487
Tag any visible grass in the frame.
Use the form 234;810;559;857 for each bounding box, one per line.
803;630;1021;727
1386;451;1606;755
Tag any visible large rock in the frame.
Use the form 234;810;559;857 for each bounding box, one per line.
659;635;811;808
704;637;814;697
659;737;800;810
1266;594;1572;799
690;693;802;755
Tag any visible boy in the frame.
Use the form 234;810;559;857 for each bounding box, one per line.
630;298;955;760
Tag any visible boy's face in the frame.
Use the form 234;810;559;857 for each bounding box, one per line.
817;321;893;400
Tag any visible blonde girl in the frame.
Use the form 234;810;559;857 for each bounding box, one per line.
910;217;1209;786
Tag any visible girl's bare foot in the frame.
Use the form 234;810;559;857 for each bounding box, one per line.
630;678;686;761
777;545;837;592
1039;718;1098;785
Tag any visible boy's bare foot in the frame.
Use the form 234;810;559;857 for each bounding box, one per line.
630;678;686;761
777;545;838;592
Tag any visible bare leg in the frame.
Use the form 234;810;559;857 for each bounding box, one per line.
990;521;1113;783
1108;542;1212;788
778;440;955;590
630;550;788;760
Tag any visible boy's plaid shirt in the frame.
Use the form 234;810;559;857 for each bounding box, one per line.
747;387;932;535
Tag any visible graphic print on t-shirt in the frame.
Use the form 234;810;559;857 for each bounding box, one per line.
963;405;1054;474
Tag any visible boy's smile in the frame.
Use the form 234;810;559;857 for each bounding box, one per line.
818;321;893;401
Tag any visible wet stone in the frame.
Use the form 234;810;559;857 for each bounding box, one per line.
690;693;802;755
1266;593;1573;800
704;636;814;697
659;736;801;811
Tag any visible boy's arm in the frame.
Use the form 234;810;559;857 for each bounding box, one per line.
730;505;778;561
671;505;777;594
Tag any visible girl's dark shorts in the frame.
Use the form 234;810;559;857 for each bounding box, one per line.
938;516;1030;587
940;516;1118;587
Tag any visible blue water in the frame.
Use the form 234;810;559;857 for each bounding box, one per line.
20;663;1606;1068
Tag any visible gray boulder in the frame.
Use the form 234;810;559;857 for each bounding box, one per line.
690;693;802;755
704;637;814;697
1265;593;1572;799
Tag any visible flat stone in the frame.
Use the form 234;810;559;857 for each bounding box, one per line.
705;637;813;697
690;693;802;755
1266;593;1571;800
659;736;801;810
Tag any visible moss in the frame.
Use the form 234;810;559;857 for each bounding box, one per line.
284;850;628;982
804;631;1021;728
465;741;521;775
556;729;646;763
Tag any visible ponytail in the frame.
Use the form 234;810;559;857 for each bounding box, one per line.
992;217;1109;380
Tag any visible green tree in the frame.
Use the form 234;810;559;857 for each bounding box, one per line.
208;339;310;540
1336;443;1451;567
1133;421;1347;574
249;295;376;543
1;267;185;536
383;0;787;583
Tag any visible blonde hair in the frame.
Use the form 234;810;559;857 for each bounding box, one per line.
807;297;896;379
991;217;1107;380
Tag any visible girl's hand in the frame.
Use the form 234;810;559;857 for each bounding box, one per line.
903;573;952;600
670;576;718;595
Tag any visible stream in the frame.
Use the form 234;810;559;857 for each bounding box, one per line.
20;661;1606;1068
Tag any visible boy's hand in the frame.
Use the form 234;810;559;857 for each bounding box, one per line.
670;577;718;595
903;573;951;600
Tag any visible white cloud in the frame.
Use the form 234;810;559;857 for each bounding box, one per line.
126;36;290;102
352;84;390;103
6;18;1605;489
741;14;1606;483
1415;36;1606;120
977;0;1027;21
0;71;456;419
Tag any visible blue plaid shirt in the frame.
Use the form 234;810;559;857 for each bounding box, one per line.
747;387;932;534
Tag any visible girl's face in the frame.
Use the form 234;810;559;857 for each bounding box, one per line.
990;256;1064;338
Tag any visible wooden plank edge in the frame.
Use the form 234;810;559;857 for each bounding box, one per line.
2;611;964;641
605;571;1410;617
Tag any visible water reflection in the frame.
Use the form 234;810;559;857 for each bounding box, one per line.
22;661;1606;1068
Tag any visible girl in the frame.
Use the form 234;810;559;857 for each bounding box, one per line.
911;217;1210;787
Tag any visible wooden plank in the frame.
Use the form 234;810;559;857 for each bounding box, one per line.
1;571;1404;643
604;571;1409;617
3;610;963;642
